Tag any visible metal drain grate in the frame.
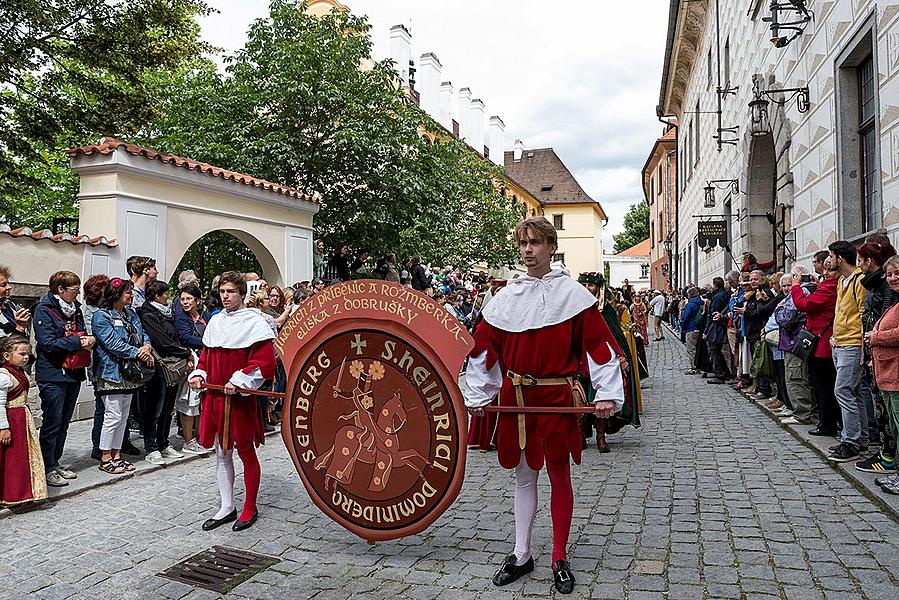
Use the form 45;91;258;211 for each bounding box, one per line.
158;545;281;593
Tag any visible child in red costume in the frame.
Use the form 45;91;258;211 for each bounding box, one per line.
464;218;624;595
189;272;276;532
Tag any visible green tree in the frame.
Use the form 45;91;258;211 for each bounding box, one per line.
0;0;213;227
141;0;521;268
612;200;650;254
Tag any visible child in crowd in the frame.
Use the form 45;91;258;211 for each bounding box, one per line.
0;336;47;505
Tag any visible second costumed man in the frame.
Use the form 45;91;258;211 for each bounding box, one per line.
464;217;624;594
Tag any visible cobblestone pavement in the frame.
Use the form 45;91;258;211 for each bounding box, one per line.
2;338;899;600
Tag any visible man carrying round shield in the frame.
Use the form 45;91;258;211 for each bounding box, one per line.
464;217;624;594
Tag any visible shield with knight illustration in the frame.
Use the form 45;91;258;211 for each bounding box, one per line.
277;281;473;542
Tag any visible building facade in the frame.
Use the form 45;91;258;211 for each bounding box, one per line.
605;239;651;289
659;0;899;288
504;145;608;277
643;123;678;290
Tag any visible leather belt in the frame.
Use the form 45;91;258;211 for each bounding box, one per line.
506;370;572;450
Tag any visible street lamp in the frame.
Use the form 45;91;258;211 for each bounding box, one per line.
749;75;810;137
762;1;813;48
704;180;740;208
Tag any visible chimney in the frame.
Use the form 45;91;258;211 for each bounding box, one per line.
513;139;524;161
439;81;454;130
389;25;412;88
489;116;505;166
469;99;486;155
457;87;472;141
418;53;441;120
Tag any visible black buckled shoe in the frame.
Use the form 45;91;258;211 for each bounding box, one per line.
552;559;575;594
492;554;534;586
232;510;259;531
202;509;237;531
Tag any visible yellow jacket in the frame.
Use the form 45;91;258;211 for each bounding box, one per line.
833;268;867;347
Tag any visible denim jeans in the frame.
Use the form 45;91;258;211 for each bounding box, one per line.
37;381;81;472
141;372;178;453
832;346;867;448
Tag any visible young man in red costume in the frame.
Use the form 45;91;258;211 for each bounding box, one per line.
464;217;624;594
188;271;276;532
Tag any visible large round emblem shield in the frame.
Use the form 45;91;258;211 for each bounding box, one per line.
277;281;473;542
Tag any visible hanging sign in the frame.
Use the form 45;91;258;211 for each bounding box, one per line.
276;281;473;542
697;220;728;249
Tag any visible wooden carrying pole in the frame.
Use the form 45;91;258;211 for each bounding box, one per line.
201;383;286;399
484;405;601;414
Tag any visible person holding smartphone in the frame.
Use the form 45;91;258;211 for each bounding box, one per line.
0;266;31;337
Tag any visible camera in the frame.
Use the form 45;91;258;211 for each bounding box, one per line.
801;274;812;283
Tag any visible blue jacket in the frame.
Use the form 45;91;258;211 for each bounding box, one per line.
681;296;704;333
33;293;88;383
173;301;203;350
91;307;150;384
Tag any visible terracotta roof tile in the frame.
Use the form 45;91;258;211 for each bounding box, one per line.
68;137;319;204
617;238;650;256
0;224;117;248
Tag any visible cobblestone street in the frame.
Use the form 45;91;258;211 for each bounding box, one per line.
2;337;899;600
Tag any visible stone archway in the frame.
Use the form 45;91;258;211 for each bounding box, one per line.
170;229;281;288
69;138;319;286
744;133;777;265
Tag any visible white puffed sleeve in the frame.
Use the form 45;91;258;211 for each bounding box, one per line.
462;350;502;408
229;368;266;396
587;342;624;411
0;373;13;430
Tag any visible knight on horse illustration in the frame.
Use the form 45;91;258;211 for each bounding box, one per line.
314;359;430;492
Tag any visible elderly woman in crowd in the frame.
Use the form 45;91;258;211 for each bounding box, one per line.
34;271;95;487
92;278;154;475
775;267;816;425
174;284;207;454
138;281;192;465
866;255;899;494
791;258;840;437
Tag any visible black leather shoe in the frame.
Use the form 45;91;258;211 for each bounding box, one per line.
233;510;258;531
202;509;237;531
809;428;837;437
121;443;142;456
492;554;534;586
552;559;575;594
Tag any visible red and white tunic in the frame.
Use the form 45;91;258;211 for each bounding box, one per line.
190;308;277;449
464;269;624;470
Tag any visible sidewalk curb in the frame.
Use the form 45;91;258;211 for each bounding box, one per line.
662;322;899;522
0;428;282;519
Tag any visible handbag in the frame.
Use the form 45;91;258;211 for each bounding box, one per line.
792;328;820;362
750;340;776;380
119;315;154;385
155;352;191;387
47;309;91;370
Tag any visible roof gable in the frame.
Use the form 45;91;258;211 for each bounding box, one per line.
618;238;650;256
503;147;606;219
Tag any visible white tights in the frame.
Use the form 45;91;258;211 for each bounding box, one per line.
213;436;235;519
514;452;538;565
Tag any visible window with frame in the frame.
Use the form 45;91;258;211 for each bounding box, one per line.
552;214;564;230
695;100;701;165
858;54;880;231
641;264;650;279
551;253;565;264
835;14;881;239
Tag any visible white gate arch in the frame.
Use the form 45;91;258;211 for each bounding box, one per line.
69;138;319;286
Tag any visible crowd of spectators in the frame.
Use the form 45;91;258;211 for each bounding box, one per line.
668;238;899;496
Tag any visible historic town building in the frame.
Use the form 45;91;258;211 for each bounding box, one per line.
643;122;678;290
659;0;899;287
605;238;651;290
504;145;608;276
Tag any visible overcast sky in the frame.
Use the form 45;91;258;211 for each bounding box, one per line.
200;1;669;249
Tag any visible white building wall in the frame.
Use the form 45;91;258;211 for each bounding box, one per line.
606;255;651;289
671;0;899;288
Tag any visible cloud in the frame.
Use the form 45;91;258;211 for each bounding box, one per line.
201;0;668;245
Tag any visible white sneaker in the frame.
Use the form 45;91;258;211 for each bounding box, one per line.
145;450;166;465
55;466;78;480
781;416;801;425
181;439;209;455
46;470;69;487
774;408;794;416
160;446;184;459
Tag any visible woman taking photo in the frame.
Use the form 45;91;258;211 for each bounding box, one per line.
91;278;154;475
138;281;192;465
174;285;207;454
